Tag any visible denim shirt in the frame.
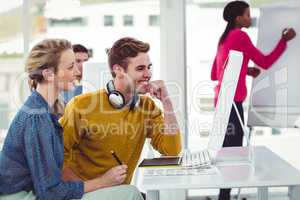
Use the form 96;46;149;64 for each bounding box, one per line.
0;91;83;199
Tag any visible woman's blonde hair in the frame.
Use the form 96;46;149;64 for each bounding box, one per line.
26;38;72;115
26;38;72;91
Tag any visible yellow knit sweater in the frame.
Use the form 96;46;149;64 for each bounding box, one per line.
60;89;181;184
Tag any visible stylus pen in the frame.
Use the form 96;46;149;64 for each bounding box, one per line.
111;150;123;165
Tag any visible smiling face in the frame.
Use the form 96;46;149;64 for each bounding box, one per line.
127;52;152;94
115;52;152;94
54;49;76;92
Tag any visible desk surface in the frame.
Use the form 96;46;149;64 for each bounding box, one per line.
141;146;300;190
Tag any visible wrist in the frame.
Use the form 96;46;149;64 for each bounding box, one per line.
281;36;288;42
84;179;99;193
281;37;287;42
97;176;113;188
162;97;172;105
162;98;175;114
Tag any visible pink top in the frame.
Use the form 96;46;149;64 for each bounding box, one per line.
211;28;287;106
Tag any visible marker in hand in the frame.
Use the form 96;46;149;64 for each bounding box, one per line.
111;150;123;165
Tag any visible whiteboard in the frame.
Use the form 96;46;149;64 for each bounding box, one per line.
208;51;243;156
248;5;300;128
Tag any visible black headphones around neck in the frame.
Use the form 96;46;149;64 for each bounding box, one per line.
106;80;139;110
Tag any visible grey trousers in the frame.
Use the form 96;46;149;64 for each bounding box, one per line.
0;185;144;200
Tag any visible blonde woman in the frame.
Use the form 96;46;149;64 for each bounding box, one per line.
0;39;143;200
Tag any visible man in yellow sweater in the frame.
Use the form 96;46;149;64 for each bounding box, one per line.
60;37;182;188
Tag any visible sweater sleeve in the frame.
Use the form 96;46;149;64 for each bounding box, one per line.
239;31;287;69
211;56;218;81
24;115;84;200
147;103;182;156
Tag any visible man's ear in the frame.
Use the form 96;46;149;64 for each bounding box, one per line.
112;64;124;78
42;68;55;82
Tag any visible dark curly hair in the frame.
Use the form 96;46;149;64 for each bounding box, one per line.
219;0;249;45
72;44;89;54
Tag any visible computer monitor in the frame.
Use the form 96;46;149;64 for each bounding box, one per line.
208;50;244;157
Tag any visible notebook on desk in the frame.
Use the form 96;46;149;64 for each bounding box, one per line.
138;156;181;167
139;150;211;169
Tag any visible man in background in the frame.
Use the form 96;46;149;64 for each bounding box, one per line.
62;44;89;103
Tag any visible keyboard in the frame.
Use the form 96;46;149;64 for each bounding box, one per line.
181;149;212;168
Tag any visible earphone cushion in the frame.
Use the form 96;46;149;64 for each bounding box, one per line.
108;91;125;109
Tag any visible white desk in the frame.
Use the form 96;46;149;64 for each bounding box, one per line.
141;146;300;200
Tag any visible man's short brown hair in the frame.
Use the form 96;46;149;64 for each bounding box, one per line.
72;44;89;53
106;37;150;78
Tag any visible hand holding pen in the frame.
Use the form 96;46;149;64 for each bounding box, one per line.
111;150;123;165
98;151;128;187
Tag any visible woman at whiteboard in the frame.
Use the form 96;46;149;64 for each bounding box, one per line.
210;1;296;200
